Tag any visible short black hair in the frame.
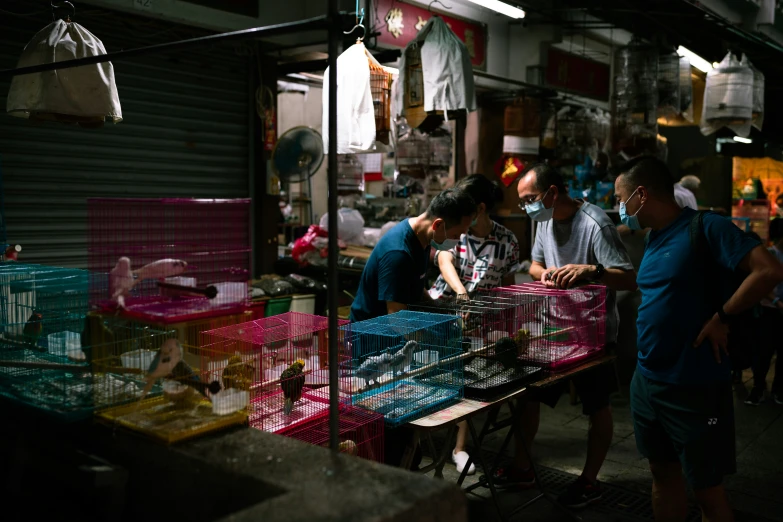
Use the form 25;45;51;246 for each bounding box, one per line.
618;155;675;196
526;163;568;194
770;218;783;242
456;174;504;212
426;187;477;228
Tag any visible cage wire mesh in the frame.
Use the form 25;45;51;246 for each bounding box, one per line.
281;404;385;463
613;39;659;155
0;264;90;419
370;63;392;145
657;50;681;121
91;315;248;443
410;293;545;400
201;312;351;433
495;283;607;371
88;198;252;324
345;310;464;427
0;159;6;253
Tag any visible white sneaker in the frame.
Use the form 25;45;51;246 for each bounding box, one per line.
452;450;476;475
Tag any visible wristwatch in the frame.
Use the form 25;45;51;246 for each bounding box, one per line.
717;306;730;324
594;263;605;280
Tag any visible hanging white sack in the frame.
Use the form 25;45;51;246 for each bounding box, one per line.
742;54;765;131
394;16;476;128
322;42;377;154
7;20;122;127
700;52;752;138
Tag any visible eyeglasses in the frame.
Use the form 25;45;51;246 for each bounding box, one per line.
518;191;545;211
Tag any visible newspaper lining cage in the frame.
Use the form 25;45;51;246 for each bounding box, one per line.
91;315;248;443
410;293;545;400
495;283;607;371
201;312;351;434
345;310;463;426
88;198;252;323
281;405;384;463
0;264;90;419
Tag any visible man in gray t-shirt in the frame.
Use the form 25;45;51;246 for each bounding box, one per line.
484;163;636;509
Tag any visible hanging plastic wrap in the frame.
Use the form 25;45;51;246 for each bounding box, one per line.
743;54;765;131
7;20;122;127
700;52;753;138
613;39;658;155
657;51;681;121
394;16;476;129
679;56;694;122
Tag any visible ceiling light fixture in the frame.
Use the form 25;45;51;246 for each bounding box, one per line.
733;136;752;144
676;46;712;73
465;0;525;19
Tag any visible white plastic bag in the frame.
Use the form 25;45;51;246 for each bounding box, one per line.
322;43;376;154
7;20;122;126
700;52;753;137
319;208;365;243
743;54;765;131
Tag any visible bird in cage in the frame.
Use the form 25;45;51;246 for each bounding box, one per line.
339;440;359;456
134;258;188;281
222;353;255;392
280;359;306;415
22;311;44;350
514;328;531;355
109;257;134;308
80;314;115;364
140;338;184;400
171;360;221;397
355;340;419;387
389;340;418;376
493;337;520;372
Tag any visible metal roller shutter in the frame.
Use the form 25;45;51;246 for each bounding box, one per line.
0;1;251;267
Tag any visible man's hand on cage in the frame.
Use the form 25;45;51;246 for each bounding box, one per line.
551;264;595;289
541;267;558;288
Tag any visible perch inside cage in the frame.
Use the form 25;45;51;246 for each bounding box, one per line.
201;312;351;433
88;198;252;323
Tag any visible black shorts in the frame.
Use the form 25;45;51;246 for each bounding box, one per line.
630;371;736;490
529;345;617;416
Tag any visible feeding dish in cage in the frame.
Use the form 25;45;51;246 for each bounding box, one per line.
46;330;81;357
212;388;249;416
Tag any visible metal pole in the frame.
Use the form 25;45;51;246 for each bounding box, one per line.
0;16;330;78
327;0;340;454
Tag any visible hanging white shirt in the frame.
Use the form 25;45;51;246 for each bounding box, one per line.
322;43;376;154
673;183;698;210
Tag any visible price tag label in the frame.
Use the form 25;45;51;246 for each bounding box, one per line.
132;0;153;11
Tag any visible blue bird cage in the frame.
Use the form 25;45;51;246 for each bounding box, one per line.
410;292;547;400
344;310;464;426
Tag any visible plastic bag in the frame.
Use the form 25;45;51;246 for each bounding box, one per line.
292;225;329;266
284;274;326;292
679;56;694;122
254;275;294;297
700;52;753;138
7;20;122;126
319;208;365;243
743;54;765;131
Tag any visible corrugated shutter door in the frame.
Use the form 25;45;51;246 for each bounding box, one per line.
0;2;251;268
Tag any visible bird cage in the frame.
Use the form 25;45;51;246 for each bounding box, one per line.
337;154;365;194
700;52;754;137
281;405;385;463
657;50;681;121
614;39;658;154
495;282;606;371
396;126;430;178
370;63;393;145
429;125;453;168
200;312;351;433
345;310;463;426
0;264;90;419
410;293;545;400
90;316;247;443
88;198;252;324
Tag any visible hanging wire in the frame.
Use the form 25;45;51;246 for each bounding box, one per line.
429;0;452;11
51;1;75;22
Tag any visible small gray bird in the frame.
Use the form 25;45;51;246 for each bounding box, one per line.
355;353;393;387
388;340;418;376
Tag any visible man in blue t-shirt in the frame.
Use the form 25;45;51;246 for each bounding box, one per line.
615;157;783;522
350;187;477;322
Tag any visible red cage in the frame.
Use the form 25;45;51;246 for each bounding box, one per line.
200;312;351;433
280;405;384;463
88;198;251;324
495;283;607;371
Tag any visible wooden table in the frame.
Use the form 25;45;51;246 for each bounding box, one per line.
404;354;618;522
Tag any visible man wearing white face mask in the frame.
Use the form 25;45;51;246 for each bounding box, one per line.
489;163;636;508
350;187;477;323
615;156;783;522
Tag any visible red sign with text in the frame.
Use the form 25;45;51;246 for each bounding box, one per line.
545;47;610;101
374;0;487;70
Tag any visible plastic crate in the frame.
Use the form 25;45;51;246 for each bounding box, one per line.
265;296;292;317
290;294;315;315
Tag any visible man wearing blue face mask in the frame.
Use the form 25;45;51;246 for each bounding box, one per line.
615;156;783;522
491;164;636;508
350;187;477;323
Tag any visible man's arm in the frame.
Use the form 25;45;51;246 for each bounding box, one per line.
529;261;549;283
723;245;783;316
387;301;407;314
437;251;468;296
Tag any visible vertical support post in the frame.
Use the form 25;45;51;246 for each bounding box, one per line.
327;0;340;454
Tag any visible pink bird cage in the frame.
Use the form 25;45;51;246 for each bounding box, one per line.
494;283;607;371
199;312;352;433
88;198;251;323
280;405;384;463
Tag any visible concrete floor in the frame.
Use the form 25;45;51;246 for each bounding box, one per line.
419;367;783;521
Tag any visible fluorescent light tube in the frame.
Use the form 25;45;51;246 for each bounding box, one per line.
465;0;525;19
676;46;712;73
734;136;752;144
